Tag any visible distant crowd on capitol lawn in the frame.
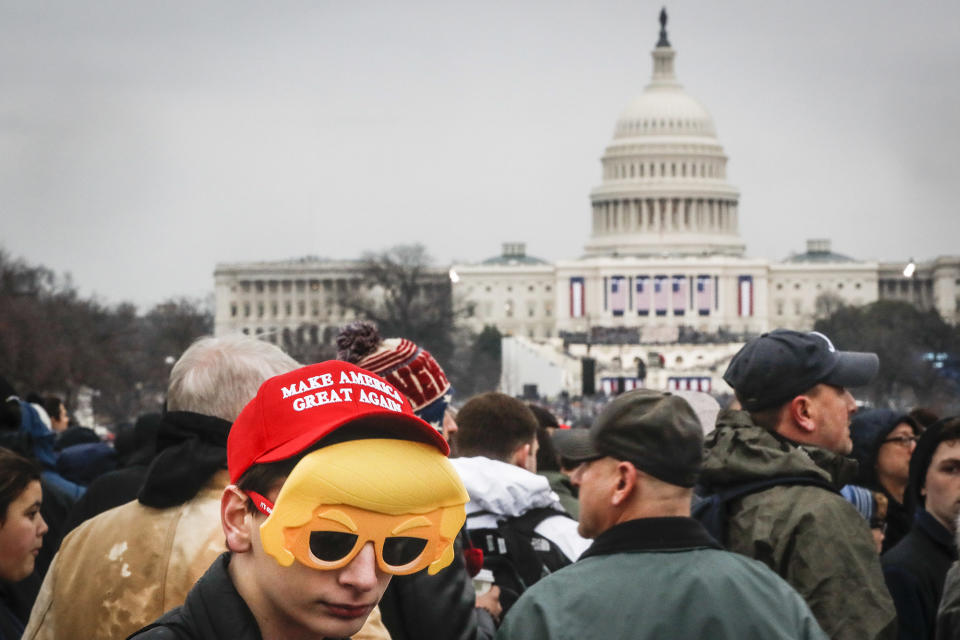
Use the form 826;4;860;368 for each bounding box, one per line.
1;320;959;639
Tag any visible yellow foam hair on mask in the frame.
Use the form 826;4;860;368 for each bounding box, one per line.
260;438;468;575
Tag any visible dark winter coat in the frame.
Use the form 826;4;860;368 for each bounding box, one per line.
127;553;350;640
883;510;958;640
379;532;496;640
701;410;897;640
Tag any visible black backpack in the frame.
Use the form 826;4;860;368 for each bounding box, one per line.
692;476;838;546
466;507;574;613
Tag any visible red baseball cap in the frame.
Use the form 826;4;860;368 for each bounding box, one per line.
228;360;450;483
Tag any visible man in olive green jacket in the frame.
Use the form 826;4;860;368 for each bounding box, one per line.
702;330;897;640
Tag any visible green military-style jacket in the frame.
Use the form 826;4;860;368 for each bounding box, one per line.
701;410;897;640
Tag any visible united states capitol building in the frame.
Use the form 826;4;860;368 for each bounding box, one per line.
214;13;959;399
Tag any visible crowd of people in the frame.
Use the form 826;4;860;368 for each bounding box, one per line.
0;321;957;639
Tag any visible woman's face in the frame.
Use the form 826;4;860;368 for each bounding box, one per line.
0;480;48;582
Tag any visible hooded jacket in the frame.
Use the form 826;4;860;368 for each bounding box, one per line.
883;509;958;640
450;457;590;563
700;410;897;640
850;408;919;551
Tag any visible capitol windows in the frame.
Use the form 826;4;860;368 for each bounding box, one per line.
505;300;514;318
268;281;278;293
794;283;801;290
240;281;250;293
242;328;249;335
639;164;645;177
310;280;320;292
794;300;802;315
545;285;552;292
311;302;319;317
544;301;553;317
776;301;784;316
255;281;264;293
284;302;292;316
257;303;264;317
776;283;783;290
282;281;291;293
243;302;251;317
855;282;862;289
271;302;278;317
298;301;306;316
296;280;305;293
671;163;676;177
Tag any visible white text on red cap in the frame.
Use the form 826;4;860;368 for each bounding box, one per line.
281;369;405;414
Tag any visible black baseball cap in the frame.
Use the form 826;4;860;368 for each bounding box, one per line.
553;389;703;488
724;329;879;411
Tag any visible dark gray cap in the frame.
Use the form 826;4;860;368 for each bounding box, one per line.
554;389;704;488
723;329;879;411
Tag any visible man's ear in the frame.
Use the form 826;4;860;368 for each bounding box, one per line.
611;461;638;507
511;442;532;470
789;395;816;434
222;485;255;553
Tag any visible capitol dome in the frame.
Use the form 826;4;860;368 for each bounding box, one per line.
614;89;716;139
584;10;743;258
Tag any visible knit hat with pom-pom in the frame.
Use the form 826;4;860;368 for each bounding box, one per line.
336;321;451;430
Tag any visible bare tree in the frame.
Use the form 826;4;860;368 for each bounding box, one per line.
338;244;456;364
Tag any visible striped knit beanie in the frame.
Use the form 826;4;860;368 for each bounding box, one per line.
336;321;452;430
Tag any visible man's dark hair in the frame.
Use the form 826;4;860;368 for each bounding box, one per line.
456;393;538;462
42;396;64;422
527;404;559;429
535;427;560;472
907;417;960;513
236;455;302;515
908;407;939;431
0;447;41;524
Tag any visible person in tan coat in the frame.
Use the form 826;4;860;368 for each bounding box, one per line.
23;335;391;640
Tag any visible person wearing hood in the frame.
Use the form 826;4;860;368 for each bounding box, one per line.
850;409;921;552
451;392;590;615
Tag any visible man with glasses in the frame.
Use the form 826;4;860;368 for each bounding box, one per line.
850;409;923;551
128;361;468;640
700;329;896;640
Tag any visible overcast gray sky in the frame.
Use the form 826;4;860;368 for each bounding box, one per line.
2;1;959;310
